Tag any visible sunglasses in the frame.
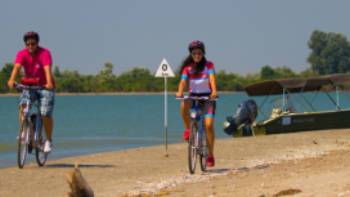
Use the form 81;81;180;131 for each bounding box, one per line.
26;42;38;46
191;51;203;56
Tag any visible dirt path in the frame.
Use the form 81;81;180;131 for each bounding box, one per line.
1;129;350;197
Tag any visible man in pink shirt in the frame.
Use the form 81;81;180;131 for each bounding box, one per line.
8;31;55;153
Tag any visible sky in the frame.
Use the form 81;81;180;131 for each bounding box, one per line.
1;0;350;75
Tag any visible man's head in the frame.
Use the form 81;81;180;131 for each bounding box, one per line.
23;31;40;54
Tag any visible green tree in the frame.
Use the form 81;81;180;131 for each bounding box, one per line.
274;66;297;78
96;62;117;91
0;71;7;93
57;70;85;92
98;62;114;79
0;63;15;92
0;61;320;94
260;65;296;80
116;68;162;91
260;65;276;80
53;66;61;78
308;30;350;74
2;63;14;78
299;68;318;78
216;70;243;91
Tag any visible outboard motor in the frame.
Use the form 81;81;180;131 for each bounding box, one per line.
223;99;258;136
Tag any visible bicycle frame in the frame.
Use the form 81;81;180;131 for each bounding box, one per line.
20;89;43;147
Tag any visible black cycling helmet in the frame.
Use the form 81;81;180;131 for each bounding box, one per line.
188;40;205;54
23;31;40;43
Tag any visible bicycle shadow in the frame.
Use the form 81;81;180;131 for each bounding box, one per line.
203;163;270;175
44;163;115;169
203;168;231;174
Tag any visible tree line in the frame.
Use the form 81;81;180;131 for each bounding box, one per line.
1;30;349;93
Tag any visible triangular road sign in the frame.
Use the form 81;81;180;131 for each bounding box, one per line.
155;58;175;78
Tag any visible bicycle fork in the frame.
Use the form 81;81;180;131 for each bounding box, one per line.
190;103;208;157
19;100;31;143
193;116;207;157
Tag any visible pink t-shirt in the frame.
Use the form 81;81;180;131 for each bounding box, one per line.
181;61;215;94
14;47;54;87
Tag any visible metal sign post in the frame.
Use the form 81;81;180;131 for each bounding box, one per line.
164;75;168;154
155;58;175;156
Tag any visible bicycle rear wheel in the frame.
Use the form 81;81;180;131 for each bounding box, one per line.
33;115;48;166
17;119;30;169
188;122;198;174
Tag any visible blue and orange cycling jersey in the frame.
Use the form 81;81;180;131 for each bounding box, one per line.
181;61;215;94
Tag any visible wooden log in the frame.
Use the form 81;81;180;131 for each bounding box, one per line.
65;163;94;197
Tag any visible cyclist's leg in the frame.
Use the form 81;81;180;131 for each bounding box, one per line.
38;89;55;142
204;117;215;155
204;101;216;157
181;100;191;140
181;100;191;129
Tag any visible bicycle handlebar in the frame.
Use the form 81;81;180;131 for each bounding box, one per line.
175;95;218;101
14;83;42;91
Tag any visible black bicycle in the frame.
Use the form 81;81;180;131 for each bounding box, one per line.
177;95;215;174
16;83;48;168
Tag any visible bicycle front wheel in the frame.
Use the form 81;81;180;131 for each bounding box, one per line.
199;130;208;172
33;115;48;166
17;119;30;169
35;144;48;166
188;122;198;174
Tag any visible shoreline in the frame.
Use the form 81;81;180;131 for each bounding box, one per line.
1;129;350;197
0;91;239;97
0;141;171;169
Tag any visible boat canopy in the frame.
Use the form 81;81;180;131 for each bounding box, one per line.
245;73;350;96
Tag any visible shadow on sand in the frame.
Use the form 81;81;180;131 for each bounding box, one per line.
205;168;231;174
204;163;271;175
44;163;115;169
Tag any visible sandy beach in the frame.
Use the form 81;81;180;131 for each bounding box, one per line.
1;129;350;197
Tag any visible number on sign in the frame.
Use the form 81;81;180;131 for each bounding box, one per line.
162;64;168;71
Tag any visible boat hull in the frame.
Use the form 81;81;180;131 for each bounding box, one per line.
253;109;350;135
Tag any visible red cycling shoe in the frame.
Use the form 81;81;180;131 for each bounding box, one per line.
207;155;215;167
183;129;190;141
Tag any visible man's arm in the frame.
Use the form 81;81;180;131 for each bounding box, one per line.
44;66;54;89
7;64;21;89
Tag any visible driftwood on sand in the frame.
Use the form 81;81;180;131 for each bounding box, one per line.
65;163;94;197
